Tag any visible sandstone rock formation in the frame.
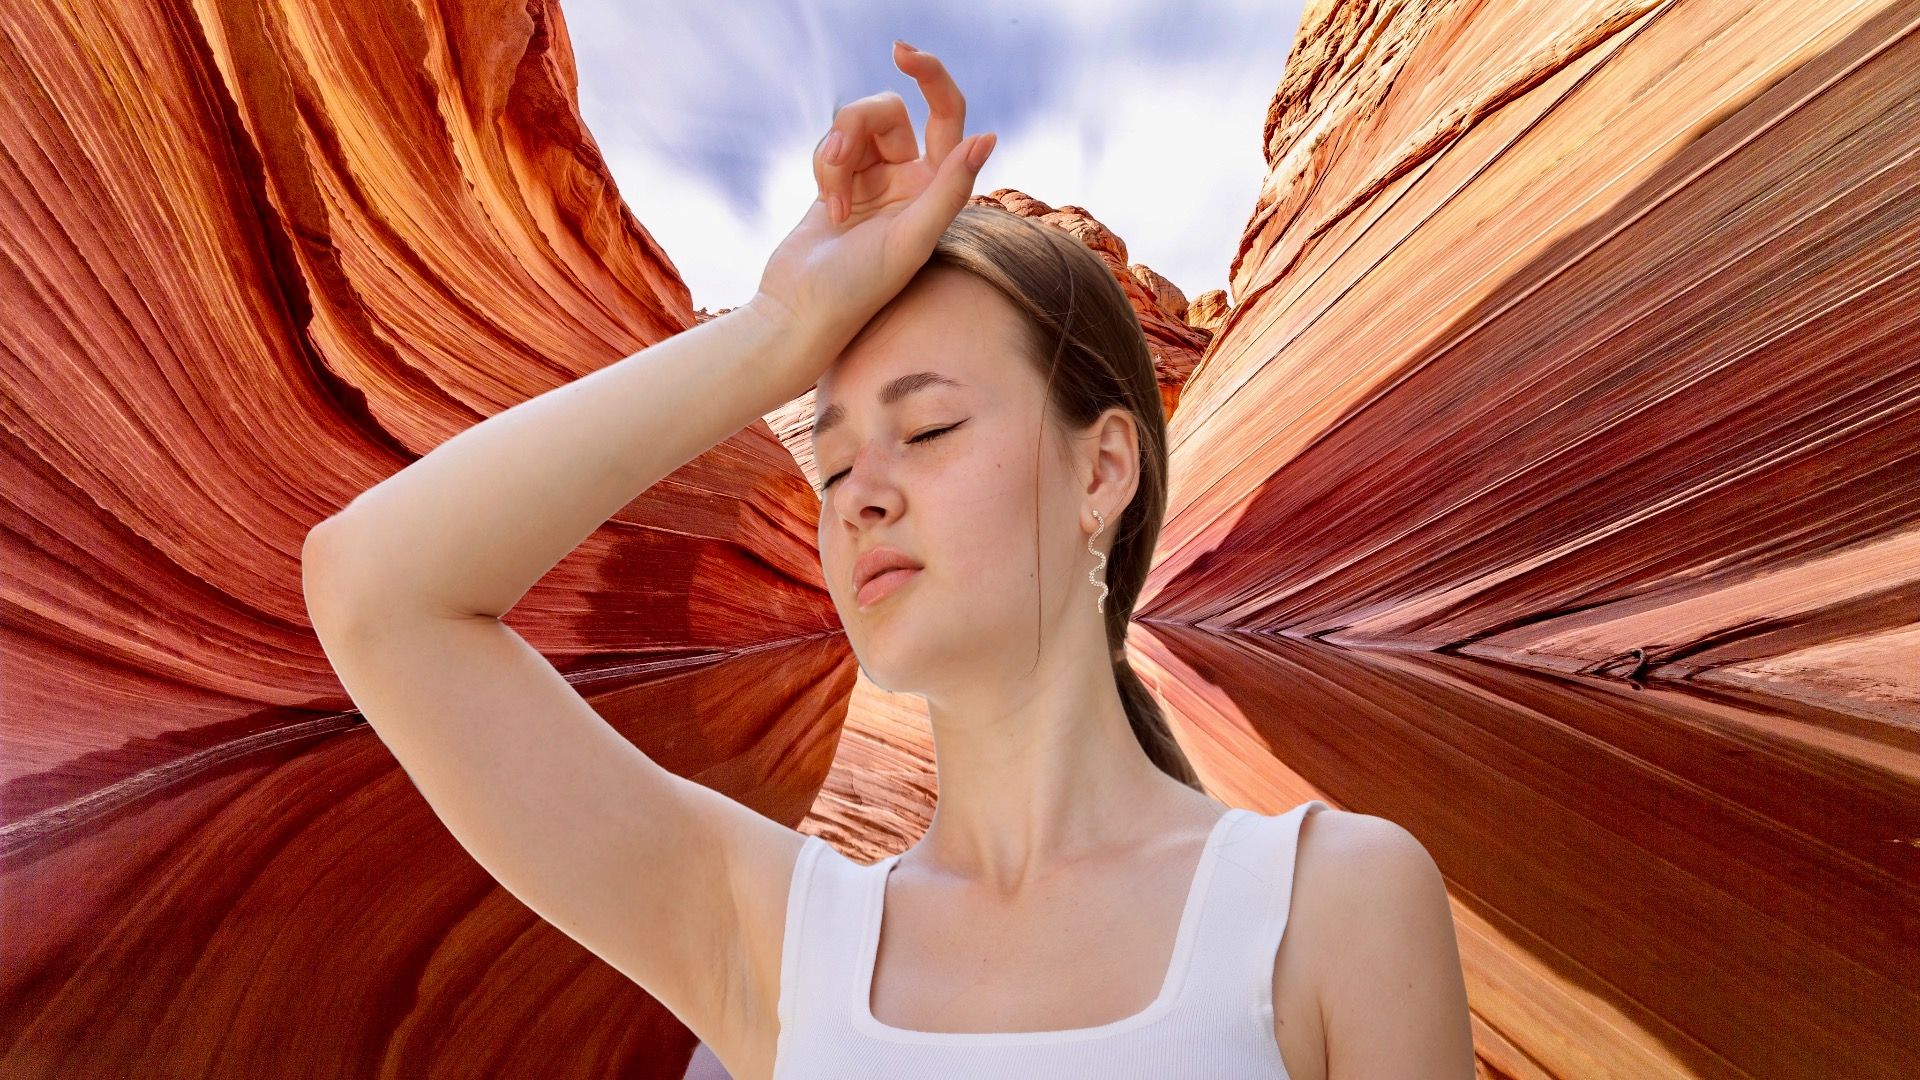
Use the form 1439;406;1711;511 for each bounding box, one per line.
1141;2;1920;1076
2;0;1914;1078
2;1;835;1075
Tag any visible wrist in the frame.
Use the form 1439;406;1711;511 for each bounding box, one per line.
739;293;841;396
743;291;804;335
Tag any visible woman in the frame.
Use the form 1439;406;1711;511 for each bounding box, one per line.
303;40;1474;1080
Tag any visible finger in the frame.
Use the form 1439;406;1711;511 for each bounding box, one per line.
893;43;966;167
814;91;916;223
894;131;995;257
814;92;913;223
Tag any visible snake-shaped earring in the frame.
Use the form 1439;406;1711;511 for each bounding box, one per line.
1087;508;1109;614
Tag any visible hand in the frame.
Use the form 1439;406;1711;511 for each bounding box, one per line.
752;41;996;388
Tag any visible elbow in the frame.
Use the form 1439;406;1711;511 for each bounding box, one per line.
302;518;493;630
302;517;368;634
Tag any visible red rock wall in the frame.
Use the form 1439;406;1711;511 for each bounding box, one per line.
1143;0;1920;1076
1153;0;1920;720
2;1;836;1076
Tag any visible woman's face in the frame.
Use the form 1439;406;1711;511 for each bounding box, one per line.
810;268;1088;696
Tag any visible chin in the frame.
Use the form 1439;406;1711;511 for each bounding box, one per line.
849;640;909;693
846;624;936;694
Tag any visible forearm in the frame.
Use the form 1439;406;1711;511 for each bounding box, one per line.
309;297;823;620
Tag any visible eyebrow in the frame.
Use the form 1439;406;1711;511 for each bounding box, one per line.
810;371;966;441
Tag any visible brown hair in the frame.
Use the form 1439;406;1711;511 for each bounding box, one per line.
914;202;1202;791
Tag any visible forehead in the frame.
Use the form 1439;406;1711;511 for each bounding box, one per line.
810;272;1023;441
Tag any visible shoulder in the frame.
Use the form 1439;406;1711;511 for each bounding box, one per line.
1293;806;1448;955
1291;807;1444;957
1296;806;1438;892
1290;807;1476;1077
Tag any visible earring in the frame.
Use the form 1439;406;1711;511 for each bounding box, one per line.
1087;508;1109;614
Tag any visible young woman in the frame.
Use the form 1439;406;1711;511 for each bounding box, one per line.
304;40;1474;1080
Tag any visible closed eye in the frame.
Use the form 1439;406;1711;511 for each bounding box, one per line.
817;422;962;494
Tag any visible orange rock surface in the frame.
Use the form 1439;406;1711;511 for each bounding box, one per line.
2;0;1915;1078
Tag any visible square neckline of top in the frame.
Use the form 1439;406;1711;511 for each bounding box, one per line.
849;806;1250;1044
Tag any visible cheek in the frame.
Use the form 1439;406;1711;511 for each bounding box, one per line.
817;525;845;602
944;439;1024;519
935;448;1046;574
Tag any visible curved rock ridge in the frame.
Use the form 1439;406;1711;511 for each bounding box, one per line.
1158;0;1920;722
1;0;840;797
2;0;835;1075
1142;1;1920;1076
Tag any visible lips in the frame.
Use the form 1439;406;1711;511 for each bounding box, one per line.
852;545;924;595
855;566;920;607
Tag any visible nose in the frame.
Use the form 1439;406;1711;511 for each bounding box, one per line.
825;447;904;529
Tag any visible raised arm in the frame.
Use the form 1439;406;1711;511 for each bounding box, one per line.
299;296;830;1053
304;54;990;624
304;296;823;622
300;39;995;1076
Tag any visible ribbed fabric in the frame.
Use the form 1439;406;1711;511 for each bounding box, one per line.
772;800;1328;1079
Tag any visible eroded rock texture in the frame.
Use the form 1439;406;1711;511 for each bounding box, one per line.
1;1;1915;1079
3;1;834;1077
1141;0;1920;1076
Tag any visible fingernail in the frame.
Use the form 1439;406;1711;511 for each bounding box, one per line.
895;39;918;52
825;130;844;164
967;133;994;170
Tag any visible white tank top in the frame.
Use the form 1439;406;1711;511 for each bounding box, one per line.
772;800;1328;1078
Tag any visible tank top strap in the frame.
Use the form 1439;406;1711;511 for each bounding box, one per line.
1178;800;1330;1021
777;834;892;1035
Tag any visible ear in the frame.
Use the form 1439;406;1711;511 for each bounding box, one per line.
1081;406;1140;536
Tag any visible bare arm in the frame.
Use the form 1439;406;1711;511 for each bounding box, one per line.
309;38;992;623
301;42;991;1072
1316;814;1477;1079
298;296;830;1052
307;295;823;620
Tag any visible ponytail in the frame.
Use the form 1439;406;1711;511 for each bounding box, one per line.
1113;648;1203;790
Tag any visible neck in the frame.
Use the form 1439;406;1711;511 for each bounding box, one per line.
912;652;1209;889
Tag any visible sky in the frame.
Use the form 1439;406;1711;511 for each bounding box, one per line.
562;0;1308;313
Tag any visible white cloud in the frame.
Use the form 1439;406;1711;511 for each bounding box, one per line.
608;128;849;314
565;0;1304;311
978;55;1287;306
